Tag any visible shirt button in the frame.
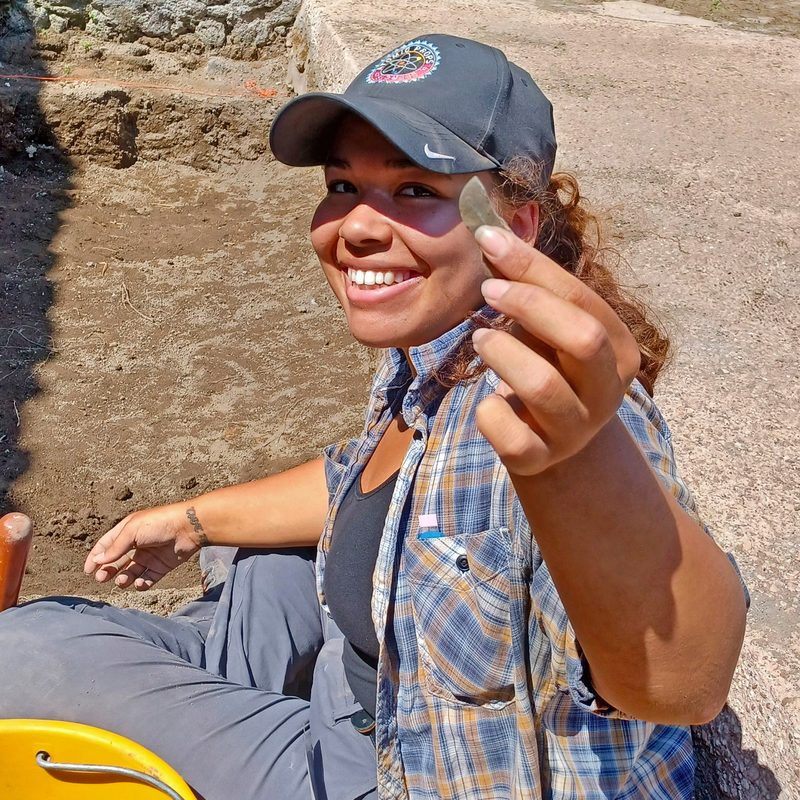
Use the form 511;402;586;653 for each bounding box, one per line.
456;554;470;572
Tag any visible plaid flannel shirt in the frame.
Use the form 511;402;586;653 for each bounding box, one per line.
319;314;701;799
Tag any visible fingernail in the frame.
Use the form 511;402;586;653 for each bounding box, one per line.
475;226;511;258
481;278;511;303
471;328;490;347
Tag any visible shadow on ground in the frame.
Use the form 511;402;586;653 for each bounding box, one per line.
694;706;783;799
0;2;73;513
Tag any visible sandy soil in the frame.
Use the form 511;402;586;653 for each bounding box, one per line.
639;0;800;37
535;0;800;37
1;39;376;604
0;0;797;610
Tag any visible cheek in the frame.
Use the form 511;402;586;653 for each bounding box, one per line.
310;208;340;264
441;230;491;286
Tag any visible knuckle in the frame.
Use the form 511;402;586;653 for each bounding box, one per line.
522;369;562;407
562;283;589;309
499;428;539;464
623;341;642;383
573;322;608;360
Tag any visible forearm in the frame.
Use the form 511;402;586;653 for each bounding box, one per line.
182;457;329;549
513;416;747;725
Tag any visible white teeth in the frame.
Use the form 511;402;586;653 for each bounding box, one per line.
347;268;416;287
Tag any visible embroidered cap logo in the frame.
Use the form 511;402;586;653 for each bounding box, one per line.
366;40;440;84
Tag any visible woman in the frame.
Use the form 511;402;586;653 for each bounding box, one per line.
0;34;747;799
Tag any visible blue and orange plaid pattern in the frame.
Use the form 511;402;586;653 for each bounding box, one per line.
318;313;723;799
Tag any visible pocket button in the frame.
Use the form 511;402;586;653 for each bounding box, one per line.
456;554;470;572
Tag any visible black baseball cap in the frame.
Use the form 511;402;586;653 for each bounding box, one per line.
269;34;557;179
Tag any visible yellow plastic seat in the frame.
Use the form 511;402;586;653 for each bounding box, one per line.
0;719;196;799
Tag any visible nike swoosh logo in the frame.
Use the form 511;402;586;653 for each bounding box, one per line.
424;143;456;162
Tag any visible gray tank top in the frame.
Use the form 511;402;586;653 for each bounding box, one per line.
323;469;399;718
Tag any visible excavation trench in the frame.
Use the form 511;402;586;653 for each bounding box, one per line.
0;3;375;610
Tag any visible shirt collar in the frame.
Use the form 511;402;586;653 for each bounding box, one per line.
374;306;501;425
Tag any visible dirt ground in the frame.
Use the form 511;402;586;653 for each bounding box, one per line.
0;0;797;609
1;41;378;608
625;0;799;37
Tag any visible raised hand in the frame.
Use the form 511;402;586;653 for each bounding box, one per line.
470;225;641;477
83;502;204;591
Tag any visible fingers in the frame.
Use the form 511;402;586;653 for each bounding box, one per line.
93;550;135;583
84;515;136;575
475;393;550;476
478;281;621;405
474;226;640;385
96;550;171;590
472;328;584;438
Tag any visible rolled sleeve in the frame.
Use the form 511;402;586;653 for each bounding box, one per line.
526;381;749;719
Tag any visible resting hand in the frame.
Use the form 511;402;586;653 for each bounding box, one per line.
471;226;641;476
83;502;203;590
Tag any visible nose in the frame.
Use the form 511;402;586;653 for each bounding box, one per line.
338;202;393;249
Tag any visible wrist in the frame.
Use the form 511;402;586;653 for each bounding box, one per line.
181;502;211;550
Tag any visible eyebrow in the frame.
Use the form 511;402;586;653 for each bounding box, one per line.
325;156;452;176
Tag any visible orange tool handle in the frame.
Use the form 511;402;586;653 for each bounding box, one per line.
0;513;33;611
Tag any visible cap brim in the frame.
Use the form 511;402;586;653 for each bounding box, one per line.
269;93;499;175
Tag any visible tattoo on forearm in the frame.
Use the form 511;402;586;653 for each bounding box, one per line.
186;506;209;547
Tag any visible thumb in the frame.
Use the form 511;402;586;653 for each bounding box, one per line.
84;516;135;573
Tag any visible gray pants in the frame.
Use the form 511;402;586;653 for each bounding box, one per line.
0;548;378;800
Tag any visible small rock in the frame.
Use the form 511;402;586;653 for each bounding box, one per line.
114;486;133;501
32;9;50;30
49;14;69;33
128;43;150;57
180;477;198;490
196;19;226;49
70;529;89;541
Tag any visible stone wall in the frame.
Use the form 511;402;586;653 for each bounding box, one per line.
1;0;300;50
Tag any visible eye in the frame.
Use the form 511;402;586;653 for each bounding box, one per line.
398;184;438;198
327;180;356;194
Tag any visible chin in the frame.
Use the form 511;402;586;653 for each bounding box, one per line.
344;309;467;351
350;330;445;351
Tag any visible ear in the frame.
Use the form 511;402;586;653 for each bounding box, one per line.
509;202;539;245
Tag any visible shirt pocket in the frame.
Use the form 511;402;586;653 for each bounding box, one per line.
405;527;515;706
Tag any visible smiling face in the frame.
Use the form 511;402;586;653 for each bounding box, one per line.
310;116;496;350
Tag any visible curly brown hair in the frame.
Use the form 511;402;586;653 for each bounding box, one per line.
433;156;671;396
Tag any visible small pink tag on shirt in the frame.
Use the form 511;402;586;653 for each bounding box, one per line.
418;514;438;528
